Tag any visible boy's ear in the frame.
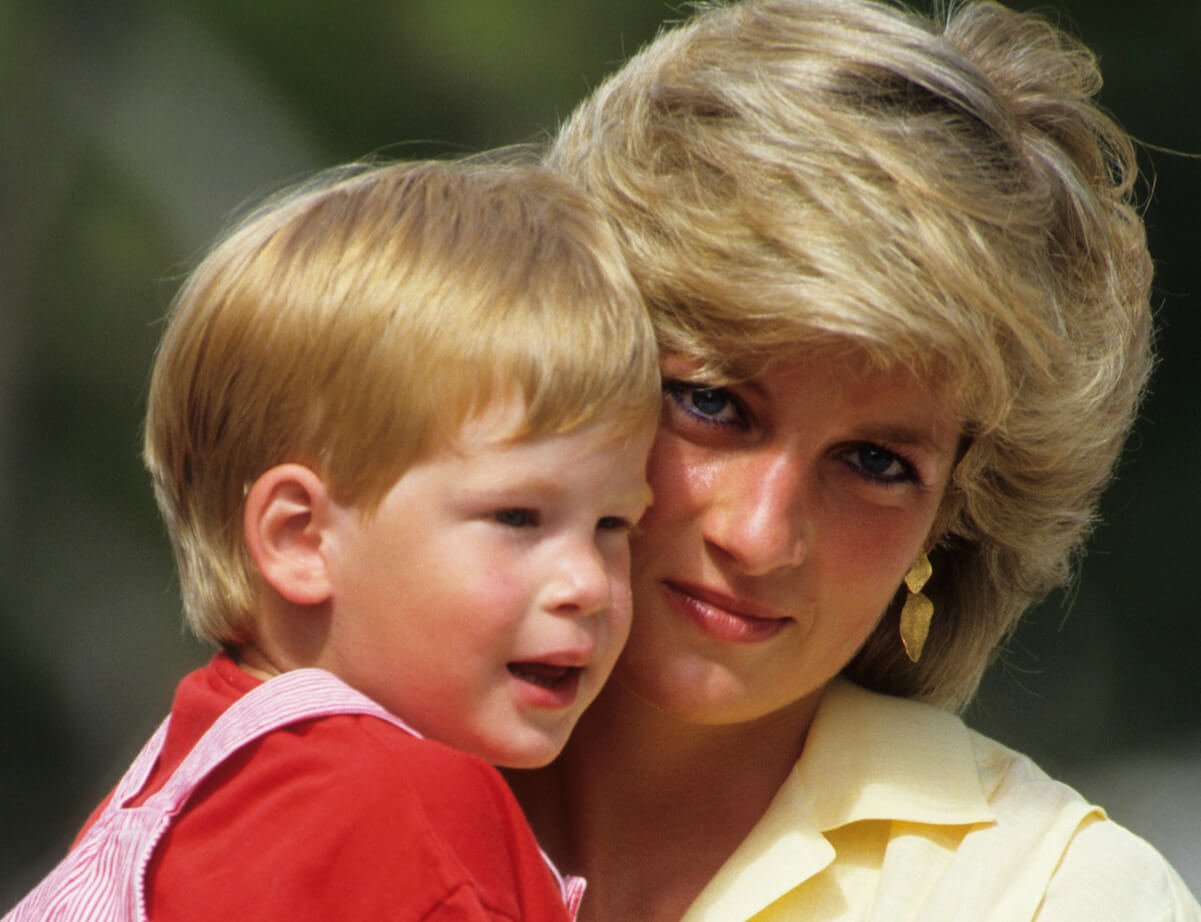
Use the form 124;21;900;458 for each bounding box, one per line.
243;464;335;607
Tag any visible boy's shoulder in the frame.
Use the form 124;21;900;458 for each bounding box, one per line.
142;660;566;921
149;711;557;920
252;707;518;817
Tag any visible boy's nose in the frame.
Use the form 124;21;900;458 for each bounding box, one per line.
544;542;612;617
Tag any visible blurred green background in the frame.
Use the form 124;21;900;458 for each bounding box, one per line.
2;0;1198;901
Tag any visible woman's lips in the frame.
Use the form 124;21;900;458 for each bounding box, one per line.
662;581;791;643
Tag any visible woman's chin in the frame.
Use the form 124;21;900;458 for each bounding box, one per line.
611;652;798;727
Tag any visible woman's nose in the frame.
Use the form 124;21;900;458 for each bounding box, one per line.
702;452;808;576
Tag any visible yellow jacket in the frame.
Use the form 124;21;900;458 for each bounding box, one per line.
683;680;1199;921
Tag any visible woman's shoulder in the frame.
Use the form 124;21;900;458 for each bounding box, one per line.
805;682;1198;918
962;726;1200;920
1038;815;1201;921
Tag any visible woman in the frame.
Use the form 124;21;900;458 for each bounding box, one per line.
508;0;1201;919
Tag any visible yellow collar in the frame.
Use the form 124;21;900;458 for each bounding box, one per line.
682;680;995;921
797;679;996;831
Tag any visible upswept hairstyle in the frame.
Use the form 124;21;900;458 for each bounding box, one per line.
547;0;1153;709
144;156;659;646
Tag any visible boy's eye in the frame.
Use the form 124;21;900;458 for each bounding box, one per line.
596;516;630;532
494;508;539;527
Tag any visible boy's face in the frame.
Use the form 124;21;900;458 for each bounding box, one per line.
318;399;654;768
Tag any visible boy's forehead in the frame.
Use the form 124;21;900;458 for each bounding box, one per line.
450;394;530;451
438;411;654;501
446;389;655;453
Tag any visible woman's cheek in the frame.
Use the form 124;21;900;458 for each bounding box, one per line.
644;433;721;523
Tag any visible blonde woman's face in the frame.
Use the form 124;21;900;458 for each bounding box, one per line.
619;349;960;725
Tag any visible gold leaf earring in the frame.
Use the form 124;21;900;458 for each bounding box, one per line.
900;553;934;663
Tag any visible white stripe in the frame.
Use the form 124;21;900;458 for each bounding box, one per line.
3;669;416;922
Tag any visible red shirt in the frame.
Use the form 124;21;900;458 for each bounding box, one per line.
79;654;571;921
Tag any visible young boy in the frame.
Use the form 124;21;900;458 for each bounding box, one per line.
5;158;660;921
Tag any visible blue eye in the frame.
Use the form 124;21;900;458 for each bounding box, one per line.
691;389;730;415
665;381;744;426
843;445;915;484
494;508;539;527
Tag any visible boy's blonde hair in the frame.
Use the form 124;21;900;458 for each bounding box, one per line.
548;0;1153;709
145;156;659;645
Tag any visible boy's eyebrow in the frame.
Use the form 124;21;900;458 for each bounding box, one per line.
463;475;653;509
461;475;566;497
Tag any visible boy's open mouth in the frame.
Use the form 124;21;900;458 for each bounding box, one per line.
507;662;581;689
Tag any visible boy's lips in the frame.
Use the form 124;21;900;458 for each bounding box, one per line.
662;580;793;643
507;660;585;708
508;661;582;685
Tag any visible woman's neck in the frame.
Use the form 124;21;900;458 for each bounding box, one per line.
509;681;822;922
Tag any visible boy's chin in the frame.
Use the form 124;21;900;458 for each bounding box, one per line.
483;728;572;770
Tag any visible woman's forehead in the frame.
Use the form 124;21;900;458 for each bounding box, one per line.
664;338;960;395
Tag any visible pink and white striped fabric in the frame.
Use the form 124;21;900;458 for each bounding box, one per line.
3;669;419;922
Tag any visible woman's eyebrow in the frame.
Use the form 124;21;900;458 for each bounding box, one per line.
852;423;958;458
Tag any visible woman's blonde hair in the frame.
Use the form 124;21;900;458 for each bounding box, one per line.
548;0;1153;709
145;156;659;646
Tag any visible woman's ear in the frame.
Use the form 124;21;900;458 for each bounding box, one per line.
243;464;335;607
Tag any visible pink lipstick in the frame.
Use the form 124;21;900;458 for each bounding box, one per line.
663;581;791;643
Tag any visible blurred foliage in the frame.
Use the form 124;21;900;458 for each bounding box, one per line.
2;0;1198;900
